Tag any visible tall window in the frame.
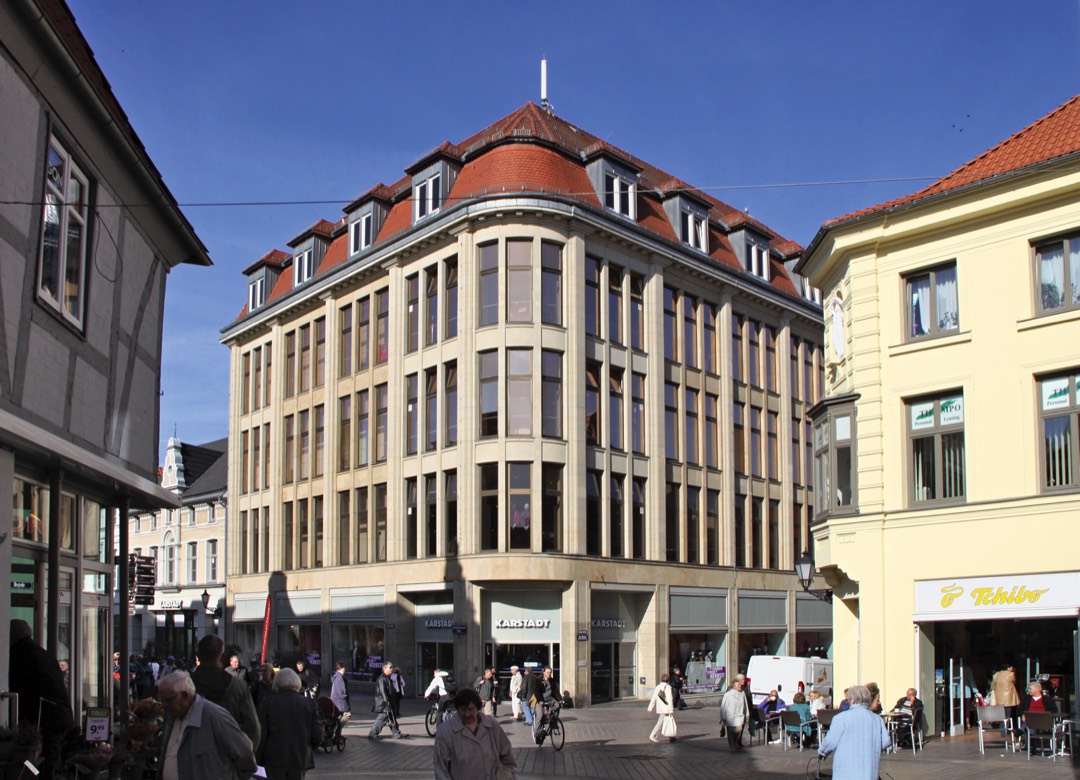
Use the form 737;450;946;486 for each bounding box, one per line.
541;242;562;326
299;324;311;393
405;373;418;455
479;243;499;326
632;478;646;560
207;539;219;582
38;137;90;328
313;496;324;568
313;405;325;478
313;317;326;388
507;239;532;322
241;353;251;415
445;471;458;556
283;503;294;570
663;287;678;361
585;471;601;556
374;484;387;562
445;362;458;446
480;464;499;551
425;474;437;558
665;482;680;562
610;474;624;558
751;497;763;569
297;411;310;480
339;397;351;472
507;349;532;436
541;351;562;439
907;262;959;338
357;297;371;371
252;346;262;409
542;464;562;553
733;401;746;474
356;390;369;467
375;288;389;364
248;277;264;312
425;368;438;452
907;391;967;501
509;463;531;550
685;388;698;465
1040;372;1080;490
790;336;801;400
425;266;439;347
604;172;635;217
703;303;717;374
479;351;498;438
585;362;602;446
375;384;388;462
251;427;260;491
629;274;645;351
406;274;419;353
285;331;297;397
264;345;272;408
445;257;459;338
748;320;760;388
1036;236;1080;314
683;295;698;368
339;304;352;377
664;382;679;460
631;373;645;454
686;487;700;564
609;368;624;451
283;416;295;483
405;478;418;559
706;490;719;566
680;209;706;251
608;265;623;345
704;393;719;468
293;249;314;286
355;487;369;564
750;407;762;477
585;256;601;337
338;491;350;566
731;314;744;383
909;394;965;503
767;411;779;480
187;542;198;583
350;212;373;254
764;326;777;393
299;500;310;569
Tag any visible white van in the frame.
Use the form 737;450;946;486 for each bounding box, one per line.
745;655;833;707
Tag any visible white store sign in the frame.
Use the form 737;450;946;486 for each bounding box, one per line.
913;571;1080;621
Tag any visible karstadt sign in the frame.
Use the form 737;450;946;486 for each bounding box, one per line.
913;572;1080;621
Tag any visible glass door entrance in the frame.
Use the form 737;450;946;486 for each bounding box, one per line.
418;642;455;693
484;643;560;700
591;642;637;703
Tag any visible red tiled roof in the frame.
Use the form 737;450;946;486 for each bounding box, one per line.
288;219;337;247
240;102;810;318
829;93;1080;225
318;234;349;275
450;144;600;206
242;249;289;275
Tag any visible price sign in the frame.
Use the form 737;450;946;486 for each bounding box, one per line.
84;708;110;742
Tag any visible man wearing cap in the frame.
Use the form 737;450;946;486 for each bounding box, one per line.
508;666;523;721
161;655;177;680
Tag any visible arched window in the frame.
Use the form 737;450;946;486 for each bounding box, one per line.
163;531;178;585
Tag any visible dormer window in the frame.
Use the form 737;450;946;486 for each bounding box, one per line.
748;242;770;281
248;277;265;311
414;173;442;220
604;173;636;219
293;249;314;286
801;277;822;304
680;209;707;252
350;212;373;254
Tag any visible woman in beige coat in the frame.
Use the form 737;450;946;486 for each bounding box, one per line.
991;663;1020;728
647;674;676;743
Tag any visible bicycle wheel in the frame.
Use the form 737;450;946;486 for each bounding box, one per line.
550;718;565;751
425;707;439;737
336;735;346;752
323;740;332;754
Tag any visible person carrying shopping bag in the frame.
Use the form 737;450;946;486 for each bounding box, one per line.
647;674;677;743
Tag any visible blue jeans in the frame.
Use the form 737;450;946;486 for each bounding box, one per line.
370;710;401;737
523;700;535;725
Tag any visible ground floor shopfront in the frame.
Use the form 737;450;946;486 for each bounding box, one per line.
815;498;1080;736
227;557;832;704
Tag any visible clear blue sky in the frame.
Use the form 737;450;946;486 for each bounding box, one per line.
66;0;1080;462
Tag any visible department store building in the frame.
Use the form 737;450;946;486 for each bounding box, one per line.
222;103;826;703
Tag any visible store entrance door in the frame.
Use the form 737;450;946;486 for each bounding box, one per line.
591;642;637;703
484;643;559;701
418;642;455;694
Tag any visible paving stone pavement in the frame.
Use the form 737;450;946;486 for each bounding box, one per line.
307;697;1079;779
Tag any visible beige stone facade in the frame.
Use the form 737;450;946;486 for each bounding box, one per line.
222;109;825;703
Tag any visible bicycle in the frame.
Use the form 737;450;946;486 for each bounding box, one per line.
533;701;565;751
425;697;455;737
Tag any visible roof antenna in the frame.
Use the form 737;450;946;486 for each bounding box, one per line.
540;56;553;113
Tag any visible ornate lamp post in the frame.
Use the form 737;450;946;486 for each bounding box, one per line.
795;550;833;603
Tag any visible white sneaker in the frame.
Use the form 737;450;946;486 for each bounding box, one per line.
769;738;781;744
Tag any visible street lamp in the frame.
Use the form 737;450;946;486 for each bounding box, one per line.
795;550;833;603
201;589;210;610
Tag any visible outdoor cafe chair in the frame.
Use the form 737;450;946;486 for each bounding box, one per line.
976;704;1015;754
1024;710;1057;760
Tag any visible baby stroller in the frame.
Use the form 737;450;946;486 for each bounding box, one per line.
316;696;348;752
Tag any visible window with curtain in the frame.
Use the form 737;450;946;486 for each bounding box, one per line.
908;393;966;504
1036;235;1080;313
1039;372;1080;491
905;262;959;339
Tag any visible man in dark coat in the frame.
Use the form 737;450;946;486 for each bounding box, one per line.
520;666;538;725
9;620;74;780
256;668;321;780
368;661;407;739
190;634;260;747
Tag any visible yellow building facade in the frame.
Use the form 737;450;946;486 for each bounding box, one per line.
799;96;1080;731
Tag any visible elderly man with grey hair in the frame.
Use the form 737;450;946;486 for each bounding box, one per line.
256;667;322;779
157;671;257;780
817;684;890;779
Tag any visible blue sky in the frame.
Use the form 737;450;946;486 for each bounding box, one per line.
66;0;1080;462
